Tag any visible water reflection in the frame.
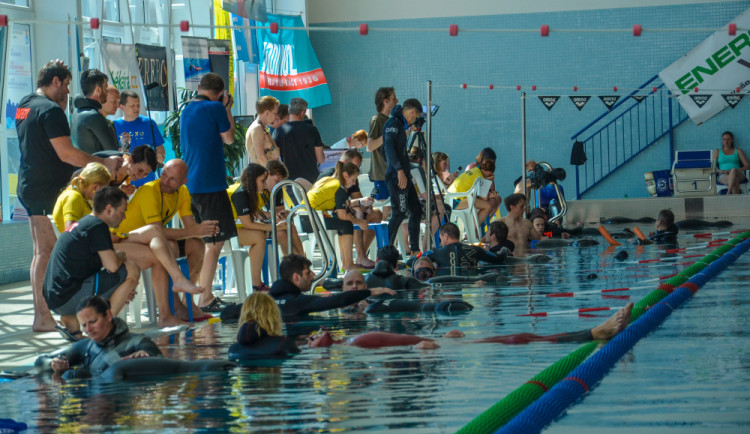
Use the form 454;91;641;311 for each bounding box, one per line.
4;233;750;431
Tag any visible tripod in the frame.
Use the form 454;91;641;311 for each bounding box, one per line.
407;127;447;249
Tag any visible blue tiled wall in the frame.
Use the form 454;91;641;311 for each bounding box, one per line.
309;2;750;199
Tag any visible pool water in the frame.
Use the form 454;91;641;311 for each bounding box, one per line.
2;225;749;432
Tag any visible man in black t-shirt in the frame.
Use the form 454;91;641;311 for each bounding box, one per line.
273;98;325;184
15;60;122;332
44;187;140;339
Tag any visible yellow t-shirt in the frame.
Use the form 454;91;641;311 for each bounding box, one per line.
307;177;342;211
113;179;192;237
227;182;268;229
52;187;91;233
448;167;484;193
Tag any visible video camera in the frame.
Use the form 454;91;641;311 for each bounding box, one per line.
527;165;566;189
411;105;440;131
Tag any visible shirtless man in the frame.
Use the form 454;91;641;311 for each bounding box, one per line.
246;96;281;166
502;193;540;255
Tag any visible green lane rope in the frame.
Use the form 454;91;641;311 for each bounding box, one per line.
458;231;750;433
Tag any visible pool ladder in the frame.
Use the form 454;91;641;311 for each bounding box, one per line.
268;179;338;291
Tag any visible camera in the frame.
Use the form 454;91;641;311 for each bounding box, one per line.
527;165;566;189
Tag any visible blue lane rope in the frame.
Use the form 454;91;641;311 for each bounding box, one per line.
497;237;750;433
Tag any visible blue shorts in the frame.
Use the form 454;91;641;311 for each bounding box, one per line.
372;180;390;200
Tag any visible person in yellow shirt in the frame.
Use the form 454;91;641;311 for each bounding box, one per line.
308;162;368;271
448;159;500;232
52;162;111;233
228;162;303;292
112;159;220;325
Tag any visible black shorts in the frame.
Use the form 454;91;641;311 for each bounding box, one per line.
18;194;57;216
52;264;129;316
324;215;354;236
191;191;237;243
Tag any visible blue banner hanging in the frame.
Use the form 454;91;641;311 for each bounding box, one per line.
255;14;332;108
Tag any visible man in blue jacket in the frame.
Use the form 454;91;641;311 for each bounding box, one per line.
383;98;423;254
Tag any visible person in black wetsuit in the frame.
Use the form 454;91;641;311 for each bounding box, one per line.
635;209;679;245
36;296;162;378
342;270;472;314
231;292;300;358
487;221;516;253
423;222;509;271
269;254;395;318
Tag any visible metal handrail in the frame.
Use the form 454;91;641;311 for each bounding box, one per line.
530;162;567;224
268;180;337;290
571;76;688;199
570;75;660;141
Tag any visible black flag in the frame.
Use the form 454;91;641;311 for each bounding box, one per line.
538;96;560;111
631;95;646;103
569;96;591;111
599;95;621;110
688;94;712;108
722;94;744;109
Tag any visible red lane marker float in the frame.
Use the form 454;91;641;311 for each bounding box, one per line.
638;258;661;263
659;273;678;280
519;306;618;317
708;239;728;246
547;287;630;298
694;233;712;238
665;248;686;253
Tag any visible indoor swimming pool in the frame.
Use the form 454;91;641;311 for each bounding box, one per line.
2;223;749;432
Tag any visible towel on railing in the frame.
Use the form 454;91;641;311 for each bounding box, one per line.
570;141;587;165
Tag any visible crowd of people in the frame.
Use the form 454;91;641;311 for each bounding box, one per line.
23;61;727;375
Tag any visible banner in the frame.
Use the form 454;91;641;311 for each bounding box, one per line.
101;41;146;115
231;13;259;63
4;24;32;129
538;96;560;111
658;8;750;125
255;13;332;108
599;95;620;110
181;36;210;91
722;93;744;108
209;39;234;95
135;43;169;111
569;96;591;111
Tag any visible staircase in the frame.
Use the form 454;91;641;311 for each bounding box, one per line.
571;75;689;199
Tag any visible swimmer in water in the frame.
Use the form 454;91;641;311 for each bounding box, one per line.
308;302;634;350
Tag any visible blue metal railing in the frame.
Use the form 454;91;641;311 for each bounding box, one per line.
570;75;689;199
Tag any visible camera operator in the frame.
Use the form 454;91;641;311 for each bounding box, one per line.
383;99;423;255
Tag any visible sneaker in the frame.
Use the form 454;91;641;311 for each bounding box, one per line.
201;297;235;313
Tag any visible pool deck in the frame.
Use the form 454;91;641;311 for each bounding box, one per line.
0;279;219;374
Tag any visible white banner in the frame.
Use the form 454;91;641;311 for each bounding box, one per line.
659;8;750;125
100;42;146;115
181;36;210;92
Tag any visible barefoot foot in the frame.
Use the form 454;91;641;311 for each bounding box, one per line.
592;302;633;340
173;280;203;295
157;316;190;328
33;315;58;332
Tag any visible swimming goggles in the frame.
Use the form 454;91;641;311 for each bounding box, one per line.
414;267;435;281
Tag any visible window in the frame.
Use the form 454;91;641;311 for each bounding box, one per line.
0;0;30;7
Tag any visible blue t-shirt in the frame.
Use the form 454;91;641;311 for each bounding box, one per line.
539;183;564;208
180;99;231;194
113;116;165;153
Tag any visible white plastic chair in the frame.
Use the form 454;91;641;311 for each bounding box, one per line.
444;177;483;243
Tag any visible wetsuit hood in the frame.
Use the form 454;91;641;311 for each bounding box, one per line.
389;104;404;121
270;279;304;297
371;260;396;278
74;95;102;111
97;317;130;347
